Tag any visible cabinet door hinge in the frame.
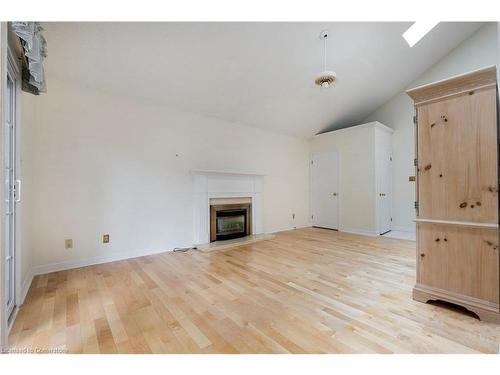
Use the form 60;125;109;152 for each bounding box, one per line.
414;201;419;209
413;114;418;125
414;158;418;166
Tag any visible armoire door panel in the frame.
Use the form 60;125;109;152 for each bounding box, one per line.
416;87;498;223
417;223;499;304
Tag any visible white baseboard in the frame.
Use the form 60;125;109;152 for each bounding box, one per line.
29;225;313;277
338;227;379;237
30;246;186;277
28;224;311;277
266;223;312;234
20;269;34;305
391;225;416;233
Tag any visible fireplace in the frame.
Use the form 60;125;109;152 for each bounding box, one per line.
192;170;263;245
210;199;252;242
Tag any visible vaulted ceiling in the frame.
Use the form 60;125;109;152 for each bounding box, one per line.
43;22;484;138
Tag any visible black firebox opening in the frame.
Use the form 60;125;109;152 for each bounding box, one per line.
215;209;248;241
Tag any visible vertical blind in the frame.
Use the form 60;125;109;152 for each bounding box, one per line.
12;22;47;95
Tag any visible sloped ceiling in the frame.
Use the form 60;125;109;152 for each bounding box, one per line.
43;22;484;138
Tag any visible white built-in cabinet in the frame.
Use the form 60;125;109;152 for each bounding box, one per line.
310;122;393;236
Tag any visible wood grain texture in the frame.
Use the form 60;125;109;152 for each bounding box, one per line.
417;222;499;305
416;87;498;223
414;218;498;229
406;66;497;106
409;66;500;322
9;228;500;353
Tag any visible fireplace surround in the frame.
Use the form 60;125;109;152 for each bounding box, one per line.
191;170;264;245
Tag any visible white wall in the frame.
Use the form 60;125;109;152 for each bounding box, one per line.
27;78;310;273
311;123;377;234
363;23;498;233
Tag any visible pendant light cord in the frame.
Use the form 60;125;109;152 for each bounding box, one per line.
323;34;327;71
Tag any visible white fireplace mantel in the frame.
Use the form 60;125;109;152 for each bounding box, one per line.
191;169;264;245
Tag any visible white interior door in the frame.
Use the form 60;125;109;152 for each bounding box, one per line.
311;151;339;230
4;64;18;321
377;145;392;234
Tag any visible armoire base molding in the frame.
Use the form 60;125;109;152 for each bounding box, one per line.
413;284;500;324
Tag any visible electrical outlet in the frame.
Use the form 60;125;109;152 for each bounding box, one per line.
103;234;110;243
65;239;73;249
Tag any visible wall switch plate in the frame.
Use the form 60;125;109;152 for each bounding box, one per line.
65;239;73;249
103;234;110;243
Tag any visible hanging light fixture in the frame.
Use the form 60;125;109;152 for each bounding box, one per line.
315;30;336;89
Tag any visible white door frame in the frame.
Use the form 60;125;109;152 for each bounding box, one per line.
0;21;6;351
4;43;21;334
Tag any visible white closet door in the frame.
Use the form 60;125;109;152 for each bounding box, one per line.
311;151;339;230
377;144;392;234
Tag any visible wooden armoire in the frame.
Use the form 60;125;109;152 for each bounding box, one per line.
407;66;500;323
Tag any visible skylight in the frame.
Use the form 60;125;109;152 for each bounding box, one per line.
403;21;439;47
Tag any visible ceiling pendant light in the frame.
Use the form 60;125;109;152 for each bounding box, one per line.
315;30;336;89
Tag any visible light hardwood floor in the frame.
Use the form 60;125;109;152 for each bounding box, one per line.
9;228;500;353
